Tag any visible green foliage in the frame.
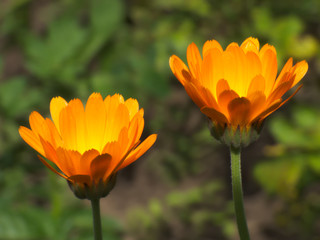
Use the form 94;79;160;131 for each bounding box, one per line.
251;7;318;63
23;0;124;88
127;181;235;240
0;0;319;239
0;205;121;240
0;168;123;240
0;77;42;118
0;77;43;158
255;156;304;198
254;105;320;238
254;105;320;198
149;116;216;183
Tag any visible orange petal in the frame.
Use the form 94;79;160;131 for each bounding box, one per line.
255;85;302;124
104;93;124;106
259;46;277;96
201;48;224;95
246;51;262;88
187;42;202;79
259;85;303;123
68;175;91;185
38;155;68;180
224;45;246;95
67;99;87;153
267;79;294;105
50;96;67;133
202;39;223;57
227;97;251;127
200;107;228;125
247;75;266;96
55;148;81;177
274;58;293;89
59;106;78;150
90;153;112;181
116;127;130;160
216;79;230;99
247;91;266;122
200;86;220;110
241;37;260;53
85;93;107;151
127;113;144;150
104;94;123;120
169;55;192;86
218;90;239;117
276;85;303;109
102;141;121;162
251;99;282;125
104;103;130;144
29;111;51;140
259;43;276;56
125;98;140;120
45;118;62;148
119;134;157;170
39;137;62;169
183;82;207;109
226;42;240;50
79;149;100;175
19;126;44;156
291;60;308;87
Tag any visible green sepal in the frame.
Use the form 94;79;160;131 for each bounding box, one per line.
209;120;262;149
68;174;117;200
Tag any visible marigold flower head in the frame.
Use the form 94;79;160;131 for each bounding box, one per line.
169;37;308;148
19;93;157;199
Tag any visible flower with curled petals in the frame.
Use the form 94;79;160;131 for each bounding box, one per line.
19;93;157;199
169;37;308;148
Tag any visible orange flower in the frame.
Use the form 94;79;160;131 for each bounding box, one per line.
19;93;157;199
170;37;308;147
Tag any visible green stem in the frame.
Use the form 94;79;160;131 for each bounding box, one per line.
91;198;103;240
230;147;250;240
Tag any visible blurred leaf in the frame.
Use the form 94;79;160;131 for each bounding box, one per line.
0;166;123;240
127;181;234;240
25;16;86;80
77;0;124;65
0;77;42;117
167;187;202;207
152;0;211;17
251;7;273;36
292;105;318;129
307;155;320;175
288;35;319;59
24;0;124;88
0;56;3;75
254;157;304;198
0;0;31;18
251;7;306;63
149;199;163;218
269;115;309;148
256;104;320;203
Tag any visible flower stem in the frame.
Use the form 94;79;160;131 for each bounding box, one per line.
91;198;103;240
230;147;251;240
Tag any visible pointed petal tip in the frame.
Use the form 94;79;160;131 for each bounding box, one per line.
18;125;26;134
148;134;158;144
110;93;124;103
89;92;103;99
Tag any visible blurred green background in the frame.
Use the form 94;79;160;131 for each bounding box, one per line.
0;0;320;239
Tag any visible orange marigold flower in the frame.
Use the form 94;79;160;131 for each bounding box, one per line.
19;93;157;199
169;37;308;148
